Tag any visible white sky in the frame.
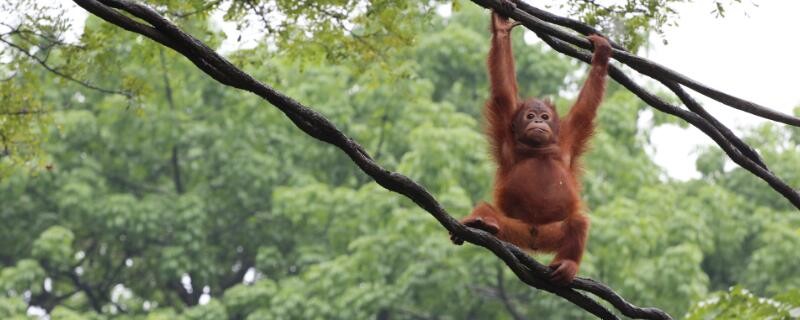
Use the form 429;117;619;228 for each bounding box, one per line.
642;1;800;179
61;1;800;180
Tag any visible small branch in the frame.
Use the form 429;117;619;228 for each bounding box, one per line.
218;254;255;293
496;264;526;320
171;0;221;18
0;132;8;158
168;279;197;306
0;37;132;98
0;109;47;116
242;0;276;34
372;108;391;161
0;103;84;117
1;72;16;82
99;251;129;294
0;22;81;48
28;288;80;312
159;48;184;194
66;271;103;313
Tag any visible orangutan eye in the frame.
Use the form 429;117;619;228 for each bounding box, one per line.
541;114;550;120
526;113;535;119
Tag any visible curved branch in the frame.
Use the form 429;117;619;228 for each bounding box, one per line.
71;0;669;319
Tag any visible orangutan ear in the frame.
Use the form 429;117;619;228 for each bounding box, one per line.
543;97;557;111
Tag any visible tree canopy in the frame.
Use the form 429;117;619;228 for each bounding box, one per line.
2;0;799;319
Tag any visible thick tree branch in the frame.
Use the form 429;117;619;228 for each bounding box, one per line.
71;0;670;318
471;0;800;210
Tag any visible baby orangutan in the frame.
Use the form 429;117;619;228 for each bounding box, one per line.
451;7;612;285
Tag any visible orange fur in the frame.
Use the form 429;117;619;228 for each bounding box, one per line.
454;12;611;285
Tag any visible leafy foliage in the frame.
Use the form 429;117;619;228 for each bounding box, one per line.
553;0;750;48
686;286;800;319
2;1;795;319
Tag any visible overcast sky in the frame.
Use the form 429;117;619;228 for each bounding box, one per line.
640;1;800;179
63;1;800;180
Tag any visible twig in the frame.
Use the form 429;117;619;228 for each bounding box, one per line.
0;132;9;157
158;48;185;194
65;271;103;313
496;264;527;320
0;109;47;116
0;37;132;98
171;0;221;18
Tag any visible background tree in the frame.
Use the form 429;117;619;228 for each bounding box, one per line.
3;0;799;319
